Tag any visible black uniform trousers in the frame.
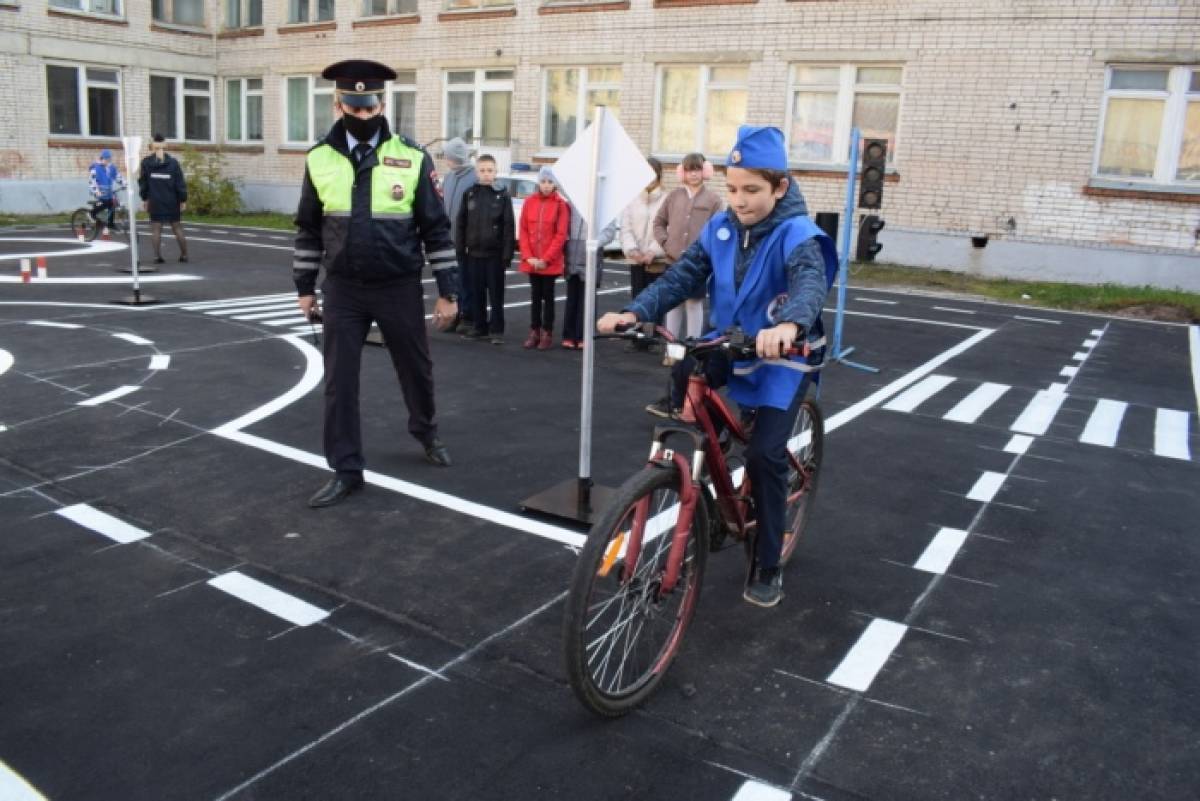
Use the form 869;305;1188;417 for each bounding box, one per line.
322;276;436;479
467;254;507;335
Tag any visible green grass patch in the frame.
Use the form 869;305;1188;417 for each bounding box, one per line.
182;212;294;230
851;261;1200;323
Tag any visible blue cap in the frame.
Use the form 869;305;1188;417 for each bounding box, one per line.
726;126;787;170
100;149;113;160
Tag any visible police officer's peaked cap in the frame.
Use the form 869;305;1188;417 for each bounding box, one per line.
322;59;397;108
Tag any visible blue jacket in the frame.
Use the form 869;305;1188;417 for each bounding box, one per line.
88;161;123;201
625;182;837;409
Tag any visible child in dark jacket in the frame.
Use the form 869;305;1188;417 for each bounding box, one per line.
455;154;515;344
598;126;837;609
518;166;569;350
560;204;616;349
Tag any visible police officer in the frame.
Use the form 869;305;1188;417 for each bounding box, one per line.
294;59;460;509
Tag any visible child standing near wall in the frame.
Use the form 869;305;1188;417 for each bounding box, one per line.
518;166;569;350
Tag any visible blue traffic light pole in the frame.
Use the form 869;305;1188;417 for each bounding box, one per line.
831;126;879;374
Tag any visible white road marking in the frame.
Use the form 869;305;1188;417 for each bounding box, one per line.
0;274;201;284
839;309;982;331
1154;409;1191;461
388;653;450;682
881;375;955;413
239;233;257;238
1011;390;1067;435
731;780;792;801
967;471;1006;503
148;355;170;370
1072;351;1088;361
178;294;294;311
1013;315;1060;324
0;236;126;260
232;308;308;321
77;385;140;406
208;229;229;234
913;527;970;574
1091;329;1104;336
1003;434;1033;454
138;231;291;251
1059;365;1078;378
932;306;975;315
207;571;329;627
1189;325;1200;415
826;618;908;692
854;297;897;305
0;348;12;378
943;382;1009;424
0;760;48;801
1083;338;1098;348
26;320;83;329
208;302;299;316
1047;382;1068;395
112;332;153;345
262;316;311;327
56;503;151;543
1079;399;1127;447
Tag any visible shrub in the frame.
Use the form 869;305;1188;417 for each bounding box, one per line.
178;146;243;215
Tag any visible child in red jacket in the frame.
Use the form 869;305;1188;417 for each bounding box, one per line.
518;167;569;350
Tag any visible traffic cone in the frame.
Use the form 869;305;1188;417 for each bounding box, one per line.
36;256;47;279
101;226;112;241
20;258;31;283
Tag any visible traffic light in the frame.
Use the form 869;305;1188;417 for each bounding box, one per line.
856;214;885;261
858;138;887;209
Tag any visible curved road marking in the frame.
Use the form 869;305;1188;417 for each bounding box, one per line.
0;275;201;284
0;236;126;261
0;348;12;377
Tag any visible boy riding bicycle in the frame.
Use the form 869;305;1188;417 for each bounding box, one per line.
88;149;125;230
597;125;837;608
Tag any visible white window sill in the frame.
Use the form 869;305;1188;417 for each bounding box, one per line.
1088;177;1200;196
47;6;125;22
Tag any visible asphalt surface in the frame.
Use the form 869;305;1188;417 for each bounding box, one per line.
1;222;1198;801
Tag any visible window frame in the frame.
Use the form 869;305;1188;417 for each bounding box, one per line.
540;65;622;150
225;0;263;28
283;74;337;145
1092;64;1199;185
45;62;124;139
390;70;418;141
225;77;264;143
287;0;335;23
442;68;515;147
652;63;749;159
150;73;214;143
442;0;513;11
360;0;416;16
48;0;123;17
784;62;903;169
153;0;206;27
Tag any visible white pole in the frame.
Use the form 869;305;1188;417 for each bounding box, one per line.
578;106;606;494
121;136;143;298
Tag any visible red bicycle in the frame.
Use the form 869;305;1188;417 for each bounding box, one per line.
562;324;825;716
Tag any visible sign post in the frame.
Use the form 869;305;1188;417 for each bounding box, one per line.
830;126;876;373
113;135;159;305
520;107;655;524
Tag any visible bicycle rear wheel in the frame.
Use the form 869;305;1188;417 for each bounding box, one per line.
563;464;708;717
780;398;824;566
70;208;98;242
110;206;131;237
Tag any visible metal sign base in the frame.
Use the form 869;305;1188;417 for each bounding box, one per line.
112;290;160;306
520;477;615;526
118;264;158;274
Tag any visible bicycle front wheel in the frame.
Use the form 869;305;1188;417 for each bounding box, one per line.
781;398;824;566
563;464;708;717
70;208;97;242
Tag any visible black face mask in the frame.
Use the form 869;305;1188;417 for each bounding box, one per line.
342;113;384;142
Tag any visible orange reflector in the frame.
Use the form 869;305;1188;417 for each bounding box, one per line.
598;531;627;577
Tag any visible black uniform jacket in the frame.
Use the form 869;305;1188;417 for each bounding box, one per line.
292;118;460;299
454;184;515;263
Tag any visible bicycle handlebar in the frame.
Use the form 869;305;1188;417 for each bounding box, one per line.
599;323;808;361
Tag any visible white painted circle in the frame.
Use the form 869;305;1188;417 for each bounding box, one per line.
717;227;731;241
0;236;127;261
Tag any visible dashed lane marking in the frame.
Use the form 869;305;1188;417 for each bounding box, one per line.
56;503;152;544
207;571;330;627
77;385;140;406
0;760;48;801
853;296;896;305
148;355;170;370
1079;399;1127;448
881;374;955;413
943;382;1009;424
1010;390;1067;436
932;305;975;315
826;618;908;692
26;320;83;329
967;471;1006;503
1013;315;1061;324
112;332;153;346
731;780;793;801
913;527;970;574
1004;434;1033;454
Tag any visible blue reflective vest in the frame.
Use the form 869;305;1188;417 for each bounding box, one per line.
702;215;837;410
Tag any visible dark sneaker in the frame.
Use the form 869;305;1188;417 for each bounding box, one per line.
489;334;505;345
460;329;487;341
743;567;783;608
644;397;678;419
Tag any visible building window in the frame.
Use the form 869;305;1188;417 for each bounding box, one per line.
787;64;902;166
150;75;213;141
46;64;121;137
543;66;621;149
444;0;511;9
49;0;121;15
444;69;514;147
285;75;335;144
225;0;262;27
226;78;263;142
1096;65;1200;184
153;0;205;25
655;64;747;157
362;0;416;14
391;70;417;140
288;0;334;22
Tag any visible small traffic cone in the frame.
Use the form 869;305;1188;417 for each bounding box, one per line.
36;256;47;279
100;226;112;241
20;258;31;283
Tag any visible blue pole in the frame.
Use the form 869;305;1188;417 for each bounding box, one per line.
833;127;859;358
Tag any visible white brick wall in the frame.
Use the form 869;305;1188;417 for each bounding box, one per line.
3;0;1199;266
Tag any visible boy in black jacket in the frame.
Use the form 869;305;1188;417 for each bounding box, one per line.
455;154;516;344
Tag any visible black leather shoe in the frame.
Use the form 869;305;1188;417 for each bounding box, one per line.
424;438;452;467
308;475;363;508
